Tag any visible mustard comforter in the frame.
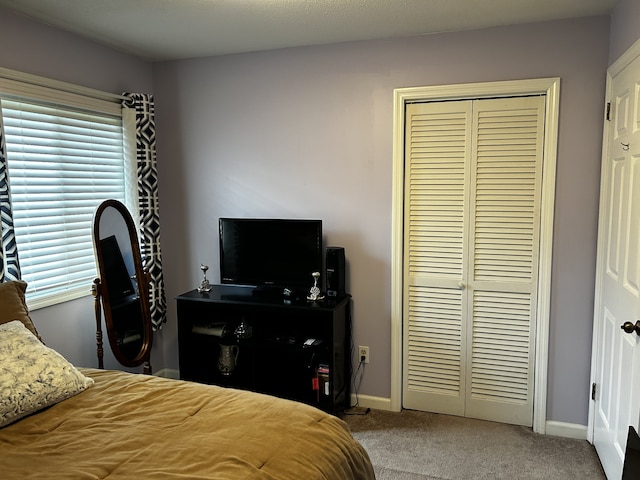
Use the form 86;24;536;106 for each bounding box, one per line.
0;369;375;479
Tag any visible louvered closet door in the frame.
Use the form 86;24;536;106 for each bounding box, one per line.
402;96;544;426
402;100;472;417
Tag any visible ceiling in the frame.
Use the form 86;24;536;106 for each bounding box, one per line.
0;0;617;62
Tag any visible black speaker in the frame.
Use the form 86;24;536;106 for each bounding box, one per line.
325;246;345;298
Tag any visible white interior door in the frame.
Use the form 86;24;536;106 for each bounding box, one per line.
592;45;640;480
402;96;544;426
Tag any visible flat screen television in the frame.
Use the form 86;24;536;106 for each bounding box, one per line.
219;218;322;293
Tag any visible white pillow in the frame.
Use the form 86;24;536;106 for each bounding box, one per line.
0;320;94;428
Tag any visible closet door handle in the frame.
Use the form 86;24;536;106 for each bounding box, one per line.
458;281;466;290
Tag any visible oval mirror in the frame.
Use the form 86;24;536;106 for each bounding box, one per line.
92;199;153;374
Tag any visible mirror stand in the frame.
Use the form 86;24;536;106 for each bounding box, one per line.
92;199;153;375
93;278;152;374
91;278;105;370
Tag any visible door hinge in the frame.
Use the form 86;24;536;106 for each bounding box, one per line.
592;382;597;401
606;102;611;121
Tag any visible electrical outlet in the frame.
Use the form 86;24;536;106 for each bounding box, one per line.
359;346;369;364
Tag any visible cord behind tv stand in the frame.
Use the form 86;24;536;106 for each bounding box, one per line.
176;284;351;412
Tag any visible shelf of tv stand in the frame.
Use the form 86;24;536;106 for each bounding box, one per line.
176;284;351;413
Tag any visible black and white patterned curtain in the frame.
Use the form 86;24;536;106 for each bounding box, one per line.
122;93;167;330
0;107;21;283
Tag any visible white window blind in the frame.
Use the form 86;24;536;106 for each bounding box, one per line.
2;97;126;308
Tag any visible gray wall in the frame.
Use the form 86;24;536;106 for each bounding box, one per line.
610;0;640;64
0;7;157;372
153;16;610;425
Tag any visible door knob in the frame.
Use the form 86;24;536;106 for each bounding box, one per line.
458;281;466;290
621;321;640;335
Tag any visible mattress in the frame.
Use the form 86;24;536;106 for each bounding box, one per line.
0;368;375;479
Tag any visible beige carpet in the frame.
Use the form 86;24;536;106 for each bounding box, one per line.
342;409;606;480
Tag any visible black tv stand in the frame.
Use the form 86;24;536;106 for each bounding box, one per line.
176;284;351;412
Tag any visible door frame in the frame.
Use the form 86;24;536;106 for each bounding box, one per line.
390;78;560;434
587;37;640;445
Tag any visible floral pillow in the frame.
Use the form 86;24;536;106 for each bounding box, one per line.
0;321;94;428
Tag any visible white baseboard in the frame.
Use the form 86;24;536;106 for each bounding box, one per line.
351;394;588;441
351;394;398;412
154;368;180;379
544;421;588;440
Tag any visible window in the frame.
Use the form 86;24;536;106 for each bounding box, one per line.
0;70;130;309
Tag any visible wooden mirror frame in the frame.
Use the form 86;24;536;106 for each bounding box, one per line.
92;199;153;374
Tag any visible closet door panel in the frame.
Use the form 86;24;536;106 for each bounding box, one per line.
402;101;472;414
465;96;544;426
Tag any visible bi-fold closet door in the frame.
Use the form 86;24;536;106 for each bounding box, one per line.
402;96;544;426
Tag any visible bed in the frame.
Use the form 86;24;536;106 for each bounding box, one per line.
0;280;375;479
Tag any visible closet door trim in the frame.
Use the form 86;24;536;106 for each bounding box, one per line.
390;78;560;434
